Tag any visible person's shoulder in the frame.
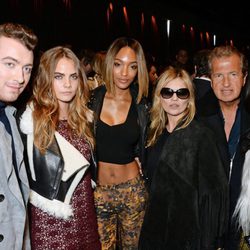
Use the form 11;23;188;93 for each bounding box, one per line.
88;85;106;110
91;85;106;95
139;95;150;106
195;89;219;117
192;119;219;140
182;119;202;132
190;118;207;129
89;85;106;101
129;82;139;98
5;105;16;115
136;96;151;117
186;119;215;136
172;120;215;146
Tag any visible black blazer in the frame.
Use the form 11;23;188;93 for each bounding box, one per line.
193;77;211;101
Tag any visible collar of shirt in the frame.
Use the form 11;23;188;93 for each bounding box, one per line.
0;101;6;111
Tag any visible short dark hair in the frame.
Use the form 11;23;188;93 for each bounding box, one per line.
78;48;95;66
193;49;211;77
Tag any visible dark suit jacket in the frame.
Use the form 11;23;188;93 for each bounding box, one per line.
193;77;211;101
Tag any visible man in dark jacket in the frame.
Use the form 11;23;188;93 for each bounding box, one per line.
193;49;212;100
196;45;250;250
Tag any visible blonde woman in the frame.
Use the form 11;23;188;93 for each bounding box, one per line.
18;46;101;249
139;66;228;250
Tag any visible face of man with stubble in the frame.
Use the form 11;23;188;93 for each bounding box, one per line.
0;36;33;103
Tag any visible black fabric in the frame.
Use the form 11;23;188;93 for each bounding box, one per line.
241;128;250;154
144;128;169;189
196;89;250;250
0;102;10;133
0;102;19;182
139;119;228;250
228;108;241;159
88;85;150;177
31;141;64;200
96;102;140;164
193;78;212;101
16;106;98;201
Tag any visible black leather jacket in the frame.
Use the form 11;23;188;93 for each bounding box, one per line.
88;85;150;178
27;137;64;200
20;132;96;201
17;105;96;201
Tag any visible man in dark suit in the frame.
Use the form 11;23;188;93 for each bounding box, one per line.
193;49;212;100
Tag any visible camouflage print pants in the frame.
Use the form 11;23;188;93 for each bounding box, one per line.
94;175;148;250
239;233;250;250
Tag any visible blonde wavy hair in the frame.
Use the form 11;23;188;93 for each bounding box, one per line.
103;37;149;103
147;66;196;147
31;46;94;153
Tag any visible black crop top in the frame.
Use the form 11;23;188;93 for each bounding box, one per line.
96;102;140;164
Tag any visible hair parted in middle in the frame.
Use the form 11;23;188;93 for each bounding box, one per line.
147;66;196;147
103;37;149;103
32;46;94;152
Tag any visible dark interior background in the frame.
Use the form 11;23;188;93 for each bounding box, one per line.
1;0;250;64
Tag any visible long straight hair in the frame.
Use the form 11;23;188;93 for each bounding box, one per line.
103;37;149;103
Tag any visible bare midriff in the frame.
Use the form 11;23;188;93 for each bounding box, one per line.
97;160;140;185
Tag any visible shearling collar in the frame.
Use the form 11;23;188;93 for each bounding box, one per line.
19;104;33;135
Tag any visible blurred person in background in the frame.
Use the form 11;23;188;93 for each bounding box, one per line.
192;49;212;100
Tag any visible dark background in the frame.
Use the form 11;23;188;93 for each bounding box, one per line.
1;0;250;64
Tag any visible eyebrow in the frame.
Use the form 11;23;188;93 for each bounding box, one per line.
213;71;239;74
54;72;78;76
2;56;19;63
2;56;33;67
114;58;137;64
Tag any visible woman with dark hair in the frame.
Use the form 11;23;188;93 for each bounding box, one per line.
88;37;149;249
18;46;101;249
